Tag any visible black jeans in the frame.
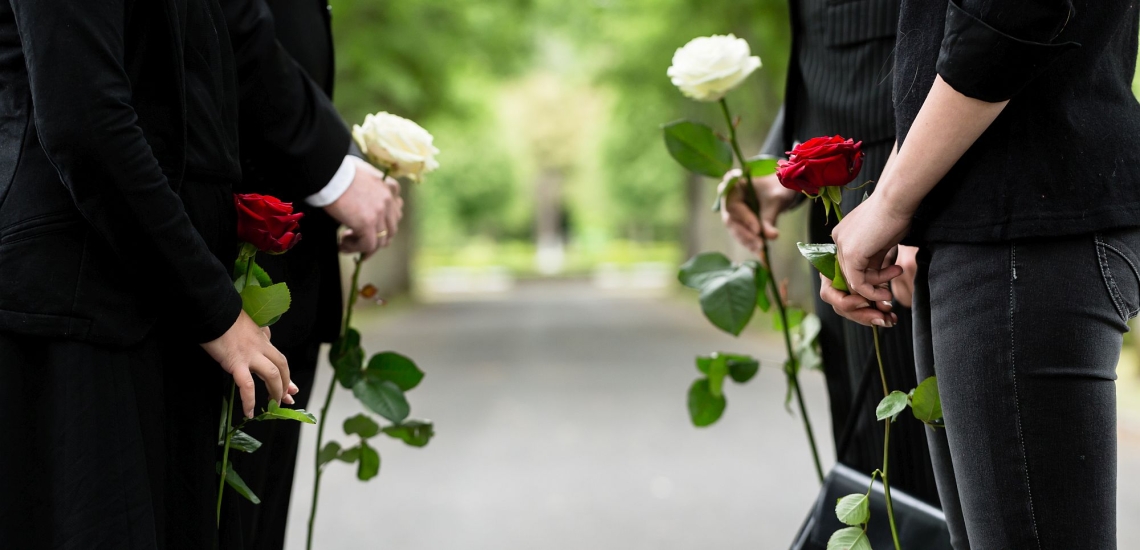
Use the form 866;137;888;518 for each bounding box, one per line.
912;227;1140;549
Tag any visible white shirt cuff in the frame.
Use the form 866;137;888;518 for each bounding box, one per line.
304;155;357;207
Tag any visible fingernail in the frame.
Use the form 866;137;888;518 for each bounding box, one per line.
882;301;892;307
855;302;870;309
284;395;295;405
872;319;886;327
246;410;254;419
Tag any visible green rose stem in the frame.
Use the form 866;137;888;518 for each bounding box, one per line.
307;255;364;550
873;327;902;550
217;248;259;526
719;98;824;484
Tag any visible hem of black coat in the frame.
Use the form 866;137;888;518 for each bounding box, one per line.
194;290;244;344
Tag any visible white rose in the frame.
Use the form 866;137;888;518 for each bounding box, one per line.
352;112;440;182
667;34;762;102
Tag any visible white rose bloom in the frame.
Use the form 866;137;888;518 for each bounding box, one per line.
352;112;440;182
667;34;762;102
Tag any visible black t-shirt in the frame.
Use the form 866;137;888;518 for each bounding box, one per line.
896;0;1140;244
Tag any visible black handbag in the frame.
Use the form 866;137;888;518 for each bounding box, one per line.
788;351;952;550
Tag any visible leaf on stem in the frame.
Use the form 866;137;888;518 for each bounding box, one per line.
910;376;944;427
353;378;411;423
357;441;381;481
835;493;871;526
239;282;291;327
687;378;727;427
365;352;424;392
228;430;262;453
257;400;317;424
330;328;365;389
383;419;435;447
662;121;734;178
343;413;381;439
797;243;839;280
876;391;910;422
698;263;758;336
318;441;342;467
678;253;733;289
827;526;872;550
753;263;771;312
725;354;760;383
232;258;274;289
336;445;361;464
772;307;806;332
744;155;779;176
216;462;261;504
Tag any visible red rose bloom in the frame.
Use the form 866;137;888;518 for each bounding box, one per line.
775;136;864;195
234;193;303;254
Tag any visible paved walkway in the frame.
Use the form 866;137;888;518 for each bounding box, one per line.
284;280;1140;549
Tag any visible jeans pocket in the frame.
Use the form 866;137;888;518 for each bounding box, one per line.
1095;231;1140;322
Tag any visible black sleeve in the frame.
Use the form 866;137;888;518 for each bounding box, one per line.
760;105;790;158
9;0;242;342
936;0;1079;102
222;0;354;200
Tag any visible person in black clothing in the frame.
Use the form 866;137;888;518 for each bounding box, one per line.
0;0;295;547
720;0;940;513
221;0;403;548
826;0;1140;547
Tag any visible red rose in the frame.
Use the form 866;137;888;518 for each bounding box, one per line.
234;193;303;254
775;136;864;195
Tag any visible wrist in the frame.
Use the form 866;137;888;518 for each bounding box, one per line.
874;174;921;220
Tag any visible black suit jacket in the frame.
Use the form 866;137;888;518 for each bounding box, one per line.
0;0;243;347
224;0;350;345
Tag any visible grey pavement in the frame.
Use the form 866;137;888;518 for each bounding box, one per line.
284;280;1140;549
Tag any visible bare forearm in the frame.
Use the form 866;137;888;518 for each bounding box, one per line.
877;76;1009;215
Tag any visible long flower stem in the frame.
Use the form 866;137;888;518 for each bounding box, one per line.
217;381;237;526
873;327;902;550
720;98;823;484
307;256;365;550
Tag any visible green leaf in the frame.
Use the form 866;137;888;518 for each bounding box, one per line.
357;441;381;481
318;441;342;467
797;242;839;280
228;429;262;453
353;378;410;423
678;252;733;289
330;329;365;389
233;258;274;289
827;526;872;550
773;307;806;332
687;378;727;427
698;263;758;336
336;445;361;464
744;155;779;176
364;352;424;392
826;184;843;207
343;413;381;439
662;120;734;178
832;258;849;292
793;314;823;372
754;263;771;312
725;354;760;383
383;419;435;447
835;493;870;526
876;391;910;422
910;376;944;427
705;355;729;398
254;400;317;424
216;462;260;505
240;282;292;327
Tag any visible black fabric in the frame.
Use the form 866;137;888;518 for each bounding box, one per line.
913;228;1132;548
766;0;899;157
224;0;348;345
0;0;243;346
232;340;322;550
895;0;1140;244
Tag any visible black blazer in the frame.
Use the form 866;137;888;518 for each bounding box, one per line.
224;0;351;345
897;0;1140;243
0;0;243;347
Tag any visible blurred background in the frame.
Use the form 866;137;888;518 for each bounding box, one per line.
285;1;1140;547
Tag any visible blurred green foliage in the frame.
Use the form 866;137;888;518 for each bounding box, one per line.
329;0;793;265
